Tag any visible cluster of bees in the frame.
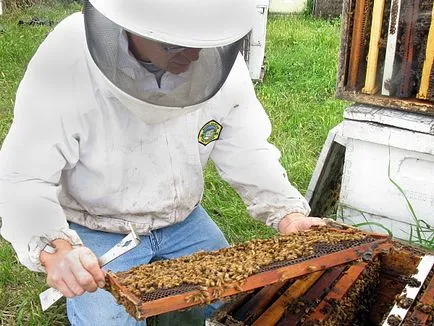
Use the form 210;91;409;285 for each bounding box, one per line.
387;315;402;326
395;294;414;309
119;227;367;301
323;260;381;326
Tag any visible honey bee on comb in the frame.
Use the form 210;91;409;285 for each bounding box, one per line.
104;226;394;320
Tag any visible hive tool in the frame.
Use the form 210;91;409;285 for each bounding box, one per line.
39;222;140;311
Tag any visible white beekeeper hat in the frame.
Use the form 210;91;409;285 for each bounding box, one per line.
83;0;255;108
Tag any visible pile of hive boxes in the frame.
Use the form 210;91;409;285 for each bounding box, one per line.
307;0;434;241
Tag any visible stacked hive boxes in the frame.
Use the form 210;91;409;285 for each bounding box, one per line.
315;0;434;239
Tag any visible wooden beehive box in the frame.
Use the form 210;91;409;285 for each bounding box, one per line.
207;242;434;326
336;0;434;115
103;225;434;325
104;227;390;320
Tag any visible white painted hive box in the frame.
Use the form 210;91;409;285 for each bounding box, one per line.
269;0;306;13
339;105;434;241
244;0;269;81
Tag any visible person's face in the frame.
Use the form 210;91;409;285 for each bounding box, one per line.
128;33;201;74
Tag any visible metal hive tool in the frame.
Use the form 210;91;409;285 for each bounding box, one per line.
382;0;402;96
104;227;390;320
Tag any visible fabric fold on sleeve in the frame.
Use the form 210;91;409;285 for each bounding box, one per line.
0;17;87;271
211;56;310;230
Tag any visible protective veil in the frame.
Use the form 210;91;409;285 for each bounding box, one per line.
83;0;250;120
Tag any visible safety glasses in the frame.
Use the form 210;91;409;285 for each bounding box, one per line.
160;42;188;54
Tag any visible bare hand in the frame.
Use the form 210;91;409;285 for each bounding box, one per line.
278;213;326;234
40;239;105;298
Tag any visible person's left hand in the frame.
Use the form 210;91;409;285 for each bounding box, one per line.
278;213;326;234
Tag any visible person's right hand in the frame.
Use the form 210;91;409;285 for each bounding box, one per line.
39;239;105;298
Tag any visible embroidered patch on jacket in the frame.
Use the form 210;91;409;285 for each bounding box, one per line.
198;120;223;146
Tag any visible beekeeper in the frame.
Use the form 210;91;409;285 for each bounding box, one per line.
0;0;325;324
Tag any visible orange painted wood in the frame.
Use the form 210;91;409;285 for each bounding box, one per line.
276;264;347;325
251;271;324;326
304;261;369;323
232;281;287;324
107;238;390;319
348;0;367;89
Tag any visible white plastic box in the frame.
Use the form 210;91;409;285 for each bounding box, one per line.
338;105;434;240
243;0;269;81
269;0;306;13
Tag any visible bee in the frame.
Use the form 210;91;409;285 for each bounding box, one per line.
115;227;367;300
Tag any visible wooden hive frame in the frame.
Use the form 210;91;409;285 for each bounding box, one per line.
336;0;434;115
417;3;434;101
104;228;390;320
208;241;434;326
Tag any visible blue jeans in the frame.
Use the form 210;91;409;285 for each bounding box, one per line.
67;205;229;326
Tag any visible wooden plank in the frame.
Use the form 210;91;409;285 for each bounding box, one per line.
397;0;420;98
275;264;348;325
336;90;434;115
206;292;253;325
417;4;434;100
251;271;324;326
348;0;368;89
362;0;386;94
336;0;354;90
304;261;369;323
106;238;390;319
232;281;287;324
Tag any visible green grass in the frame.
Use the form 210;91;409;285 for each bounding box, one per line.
0;2;82;144
205;15;347;244
0;240;69;325
0;5;345;324
257;15;345;190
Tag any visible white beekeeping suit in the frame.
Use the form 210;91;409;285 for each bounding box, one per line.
0;0;310;272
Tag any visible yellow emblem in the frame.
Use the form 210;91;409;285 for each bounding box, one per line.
198;120;222;146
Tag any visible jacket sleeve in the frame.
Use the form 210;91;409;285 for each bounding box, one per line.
0;15;85;272
210;56;310;229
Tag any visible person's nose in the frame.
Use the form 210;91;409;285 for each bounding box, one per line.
182;48;201;62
